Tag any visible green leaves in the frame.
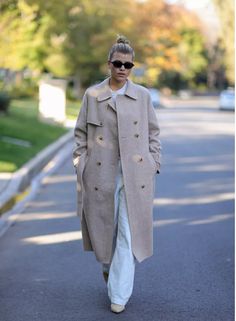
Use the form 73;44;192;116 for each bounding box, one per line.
0;0;231;88
212;0;235;84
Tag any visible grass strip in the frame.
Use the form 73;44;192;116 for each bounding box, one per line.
0;99;74;172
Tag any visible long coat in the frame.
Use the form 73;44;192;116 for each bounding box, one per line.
73;78;161;264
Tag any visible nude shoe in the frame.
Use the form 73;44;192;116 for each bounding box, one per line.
111;303;125;313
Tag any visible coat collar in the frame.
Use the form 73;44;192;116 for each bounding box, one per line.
97;78;138;102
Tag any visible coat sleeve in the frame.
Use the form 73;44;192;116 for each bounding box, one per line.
147;94;162;174
73;91;88;167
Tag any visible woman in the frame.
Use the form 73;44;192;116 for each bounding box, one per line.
73;36;161;313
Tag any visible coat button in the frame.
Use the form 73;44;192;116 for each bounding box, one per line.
100;121;103;126
94;186;98;191
97;161;101;166
98;136;103;140
138;157;143;162
133;121;138;125
141;185;145;189
134;134;139;138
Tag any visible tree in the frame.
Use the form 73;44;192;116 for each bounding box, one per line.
0;0;213;89
212;0;235;84
125;0;208;88
2;0;134;86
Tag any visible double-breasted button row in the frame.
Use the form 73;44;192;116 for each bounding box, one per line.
94;162;102;190
133;120;139;138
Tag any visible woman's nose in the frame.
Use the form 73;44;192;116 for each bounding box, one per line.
120;65;125;70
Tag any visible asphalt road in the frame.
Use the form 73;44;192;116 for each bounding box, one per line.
0;102;234;321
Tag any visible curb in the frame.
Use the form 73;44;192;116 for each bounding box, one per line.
0;130;73;215
0;140;74;238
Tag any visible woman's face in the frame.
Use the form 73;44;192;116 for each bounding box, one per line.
108;51;133;83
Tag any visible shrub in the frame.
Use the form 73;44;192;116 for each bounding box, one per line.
7;83;38;99
0;92;11;114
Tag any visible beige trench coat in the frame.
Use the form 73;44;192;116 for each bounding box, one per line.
73;78;161;264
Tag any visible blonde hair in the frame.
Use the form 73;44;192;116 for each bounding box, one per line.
108;35;135;61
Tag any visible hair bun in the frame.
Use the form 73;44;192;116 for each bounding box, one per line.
116;35;130;45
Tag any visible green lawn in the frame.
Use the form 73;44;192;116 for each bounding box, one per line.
0;98;81;172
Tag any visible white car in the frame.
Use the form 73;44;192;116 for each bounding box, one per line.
148;88;160;108
219;88;235;110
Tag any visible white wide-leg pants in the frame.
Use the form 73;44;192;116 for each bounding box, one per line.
103;161;136;306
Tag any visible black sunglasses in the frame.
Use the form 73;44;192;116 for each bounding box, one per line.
110;60;134;69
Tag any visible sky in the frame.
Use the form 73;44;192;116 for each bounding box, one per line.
165;0;220;42
165;0;213;9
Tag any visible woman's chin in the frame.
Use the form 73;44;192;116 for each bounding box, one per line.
116;75;127;82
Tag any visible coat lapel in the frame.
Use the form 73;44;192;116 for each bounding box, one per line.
125;79;138;100
96;78;116;112
96;77;138;112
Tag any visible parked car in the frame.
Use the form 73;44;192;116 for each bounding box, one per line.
219;88;235;111
148;88;161;108
178;89;192;99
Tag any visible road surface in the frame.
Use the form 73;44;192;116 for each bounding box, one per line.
0;102;234;321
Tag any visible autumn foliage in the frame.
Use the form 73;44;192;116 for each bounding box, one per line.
0;0;233;89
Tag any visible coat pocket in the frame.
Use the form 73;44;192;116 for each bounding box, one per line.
77;151;88;173
147;152;157;174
